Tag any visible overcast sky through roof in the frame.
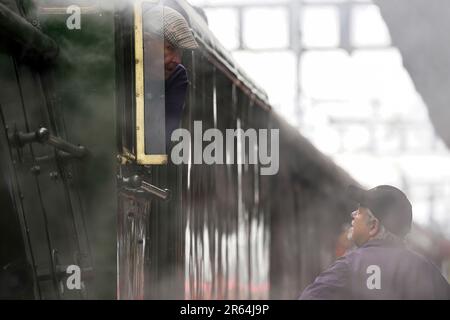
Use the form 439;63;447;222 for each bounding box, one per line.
189;0;450;238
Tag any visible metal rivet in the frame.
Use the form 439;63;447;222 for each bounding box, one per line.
30;165;41;175
49;171;59;180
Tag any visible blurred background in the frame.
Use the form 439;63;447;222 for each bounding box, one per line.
188;0;450;245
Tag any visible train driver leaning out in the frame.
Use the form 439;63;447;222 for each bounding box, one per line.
299;185;450;300
143;6;198;148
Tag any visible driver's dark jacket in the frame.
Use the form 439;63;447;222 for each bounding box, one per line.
299;239;450;299
165;64;188;147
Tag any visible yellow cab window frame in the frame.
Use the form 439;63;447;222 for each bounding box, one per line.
134;0;168;165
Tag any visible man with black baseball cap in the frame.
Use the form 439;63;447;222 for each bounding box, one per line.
299;185;450;299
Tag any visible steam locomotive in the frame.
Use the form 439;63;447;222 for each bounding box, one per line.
0;0;357;300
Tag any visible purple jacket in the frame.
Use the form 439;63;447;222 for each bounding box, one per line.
299;239;450;300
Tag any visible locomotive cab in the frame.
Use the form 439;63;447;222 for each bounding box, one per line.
0;0;177;299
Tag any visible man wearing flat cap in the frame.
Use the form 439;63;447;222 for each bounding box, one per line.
143;5;198;148
299;185;450;299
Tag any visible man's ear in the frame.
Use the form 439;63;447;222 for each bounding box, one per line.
369;218;380;237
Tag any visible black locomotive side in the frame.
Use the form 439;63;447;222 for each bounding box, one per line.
0;0;357;300
131;0;358;300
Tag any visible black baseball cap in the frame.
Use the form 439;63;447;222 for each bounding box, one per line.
347;185;413;237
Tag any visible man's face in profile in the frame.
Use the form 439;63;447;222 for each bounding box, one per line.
348;206;372;247
163;40;182;80
144;35;182;80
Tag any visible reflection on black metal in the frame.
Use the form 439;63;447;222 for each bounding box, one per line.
118;192;149;300
169;49;272;299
